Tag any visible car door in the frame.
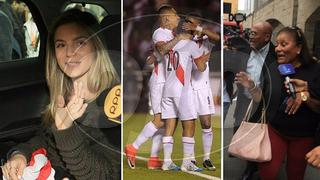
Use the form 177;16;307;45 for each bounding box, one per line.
0;0;121;160
0;0;48;159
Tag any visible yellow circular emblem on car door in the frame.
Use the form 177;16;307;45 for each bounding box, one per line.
104;85;121;123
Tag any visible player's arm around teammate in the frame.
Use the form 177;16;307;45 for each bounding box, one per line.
185;13;220;170
125;5;183;170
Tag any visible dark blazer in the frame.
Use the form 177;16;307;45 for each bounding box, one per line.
223;37;251;104
233;43;276;125
224;49;249;102
224;71;235;101
0;9;13;61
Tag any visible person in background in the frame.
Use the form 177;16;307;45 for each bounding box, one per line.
0;0;26;59
182;12;220;170
24;11;39;57
233;22;276;180
223;36;251;123
0;8;13;61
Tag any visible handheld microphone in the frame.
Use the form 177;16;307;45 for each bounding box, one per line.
278;64;296;99
104;85;121;124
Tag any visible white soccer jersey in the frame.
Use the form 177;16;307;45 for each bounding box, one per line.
162;39;203;97
150;27;174;84
192;35;213;90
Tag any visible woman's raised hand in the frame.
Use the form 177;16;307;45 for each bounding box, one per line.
55;82;88;130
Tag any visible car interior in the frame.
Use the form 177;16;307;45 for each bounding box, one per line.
0;0;121;161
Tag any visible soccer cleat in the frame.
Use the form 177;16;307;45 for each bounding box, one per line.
161;162;180;171
147;157;163;169
203;159;216;171
181;161;203;172
125;144;137;169
191;160;197;166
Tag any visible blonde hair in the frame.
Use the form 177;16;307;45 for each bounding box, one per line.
43;9;119;125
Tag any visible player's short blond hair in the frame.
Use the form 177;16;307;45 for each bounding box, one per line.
158;5;176;25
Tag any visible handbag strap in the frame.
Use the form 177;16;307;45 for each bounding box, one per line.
243;97;267;124
243;100;253;122
260;96;267;124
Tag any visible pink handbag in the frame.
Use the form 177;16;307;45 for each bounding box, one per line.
228;100;272;162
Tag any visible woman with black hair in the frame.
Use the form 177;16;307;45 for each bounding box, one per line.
236;26;320;179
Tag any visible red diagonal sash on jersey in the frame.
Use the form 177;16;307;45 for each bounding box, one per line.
168;50;184;85
176;64;184;86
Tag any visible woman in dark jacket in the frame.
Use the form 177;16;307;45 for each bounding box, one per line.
235;26;320;180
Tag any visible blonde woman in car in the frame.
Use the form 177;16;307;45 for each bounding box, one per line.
2;9;120;180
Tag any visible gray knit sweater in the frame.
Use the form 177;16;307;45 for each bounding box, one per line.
13;90;121;180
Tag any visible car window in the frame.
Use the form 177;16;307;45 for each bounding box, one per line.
64;3;108;22
0;0;40;62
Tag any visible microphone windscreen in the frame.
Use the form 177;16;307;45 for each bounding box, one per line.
104;85;121;124
278;64;295;76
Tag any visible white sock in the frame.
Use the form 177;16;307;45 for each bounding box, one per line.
182;136;195;165
132;121;158;149
190;151;196;162
202;127;213;161
150;127;164;157
162;136;174;164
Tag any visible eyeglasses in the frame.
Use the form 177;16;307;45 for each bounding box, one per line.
249;31;257;38
288;26;302;39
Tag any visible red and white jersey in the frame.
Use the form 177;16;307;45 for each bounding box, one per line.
150;27;174;84
13;148;55;180
192;35;213;90
163;39;203;97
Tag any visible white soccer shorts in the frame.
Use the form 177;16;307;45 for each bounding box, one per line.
193;87;215;116
149;82;164;114
161;94;197;120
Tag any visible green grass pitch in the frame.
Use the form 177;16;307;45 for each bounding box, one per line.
123;113;221;179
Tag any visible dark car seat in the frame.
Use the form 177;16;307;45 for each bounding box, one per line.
98;14;121;149
99;14;121;76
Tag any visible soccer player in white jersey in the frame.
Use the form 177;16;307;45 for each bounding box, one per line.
183;13;220;171
160;24;209;171
125;5;191;170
